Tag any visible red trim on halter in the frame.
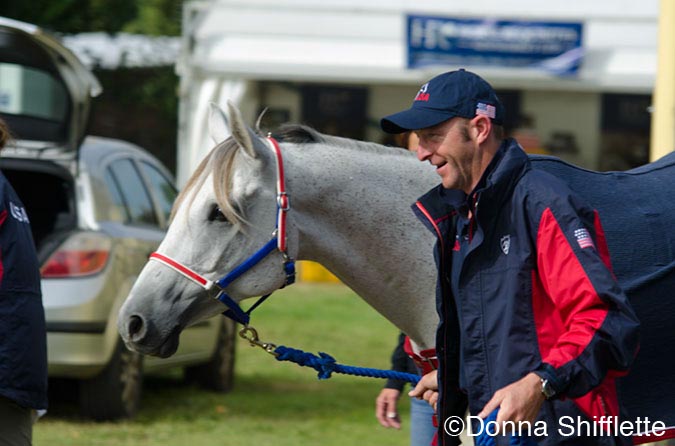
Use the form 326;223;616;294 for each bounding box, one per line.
266;136;289;254
403;336;438;375
149;252;212;289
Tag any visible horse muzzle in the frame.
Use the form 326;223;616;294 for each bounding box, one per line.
118;312;181;358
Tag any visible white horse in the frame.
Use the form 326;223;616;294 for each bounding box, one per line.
118;103;675;444
118;102;440;356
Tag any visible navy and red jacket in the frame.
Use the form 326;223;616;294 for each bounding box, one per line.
0;171;48;410
413;139;640;446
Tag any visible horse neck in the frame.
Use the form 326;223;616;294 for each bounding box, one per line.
282;143;439;349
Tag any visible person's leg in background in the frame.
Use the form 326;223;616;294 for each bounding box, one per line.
410;395;437;446
0;396;32;446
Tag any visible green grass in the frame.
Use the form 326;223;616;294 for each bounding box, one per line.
34;283;411;446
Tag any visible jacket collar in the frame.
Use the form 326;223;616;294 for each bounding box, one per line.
474;138;530;210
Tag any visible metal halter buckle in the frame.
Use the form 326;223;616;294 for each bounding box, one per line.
238;326;278;356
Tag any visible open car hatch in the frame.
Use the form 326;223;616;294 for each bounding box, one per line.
0;16;101;156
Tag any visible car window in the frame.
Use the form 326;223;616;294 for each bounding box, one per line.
104;158;159;227
103;169;130;223
0;63;68;121
139;161;177;226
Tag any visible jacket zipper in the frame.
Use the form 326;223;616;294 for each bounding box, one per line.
414;202;450;446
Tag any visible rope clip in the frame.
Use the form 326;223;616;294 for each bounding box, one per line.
238;326;278;356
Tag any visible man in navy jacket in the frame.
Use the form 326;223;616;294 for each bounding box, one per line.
381;70;639;445
0;119;48;445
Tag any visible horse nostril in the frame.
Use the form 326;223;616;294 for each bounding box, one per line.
128;315;145;340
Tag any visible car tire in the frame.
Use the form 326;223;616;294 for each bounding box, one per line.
184;317;237;392
79;340;143;420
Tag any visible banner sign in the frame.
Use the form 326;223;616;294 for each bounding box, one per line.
407;16;584;75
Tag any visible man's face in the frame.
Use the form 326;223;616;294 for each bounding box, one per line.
415;117;476;192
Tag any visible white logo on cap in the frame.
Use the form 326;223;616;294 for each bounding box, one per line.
415;83;430;101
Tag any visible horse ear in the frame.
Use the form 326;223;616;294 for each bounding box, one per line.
226;101;261;160
208;102;232;145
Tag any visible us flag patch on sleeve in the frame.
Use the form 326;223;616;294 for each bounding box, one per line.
574;228;595;249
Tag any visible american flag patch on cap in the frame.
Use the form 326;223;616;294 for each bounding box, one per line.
574;228;595;249
476;102;496;119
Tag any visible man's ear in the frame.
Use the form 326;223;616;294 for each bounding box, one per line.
471;115;492;145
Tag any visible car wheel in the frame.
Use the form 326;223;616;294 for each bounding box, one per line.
184;317;237;392
79;340;143;420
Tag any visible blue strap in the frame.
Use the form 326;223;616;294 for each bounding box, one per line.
282;260;296;286
215;237;296;325
219;292;253;325
214;238;277;325
216;238;278;289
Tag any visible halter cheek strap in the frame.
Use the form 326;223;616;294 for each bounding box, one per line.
148;136;295;326
269;136;290;253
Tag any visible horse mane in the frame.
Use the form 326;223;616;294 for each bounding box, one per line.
171;124;412;226
171;138;245;226
277;124;411;156
276;124;324;143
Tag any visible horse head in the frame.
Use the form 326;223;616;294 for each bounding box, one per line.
118;103;295;357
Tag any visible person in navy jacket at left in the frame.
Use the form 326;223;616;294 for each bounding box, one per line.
0;118;48;446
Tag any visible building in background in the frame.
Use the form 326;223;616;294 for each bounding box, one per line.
175;0;658;186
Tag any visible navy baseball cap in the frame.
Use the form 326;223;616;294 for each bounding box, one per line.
380;69;505;134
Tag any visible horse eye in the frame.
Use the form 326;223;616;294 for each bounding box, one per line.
208;205;229;223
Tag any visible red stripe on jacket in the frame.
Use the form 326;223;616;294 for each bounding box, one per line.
533;207;610;367
532;208;622;424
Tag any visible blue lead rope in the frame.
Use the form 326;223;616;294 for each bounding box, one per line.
273;345;537;445
274;345;421;383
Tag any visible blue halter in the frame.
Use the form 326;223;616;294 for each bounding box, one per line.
213;236;295;325
149;136;296;326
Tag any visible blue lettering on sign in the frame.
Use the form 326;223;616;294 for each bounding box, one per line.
407;16;583;75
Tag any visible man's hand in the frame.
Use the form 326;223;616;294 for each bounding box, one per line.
478;372;545;434
408;370;439;411
375;388;402;428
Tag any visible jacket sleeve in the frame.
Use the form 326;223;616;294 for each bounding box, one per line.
531;193;640;398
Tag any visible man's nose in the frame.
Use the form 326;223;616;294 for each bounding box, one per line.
417;145;432;161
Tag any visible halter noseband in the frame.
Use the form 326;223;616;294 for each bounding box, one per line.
148;136;295;325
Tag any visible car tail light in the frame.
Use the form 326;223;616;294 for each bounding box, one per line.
41;232;113;278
